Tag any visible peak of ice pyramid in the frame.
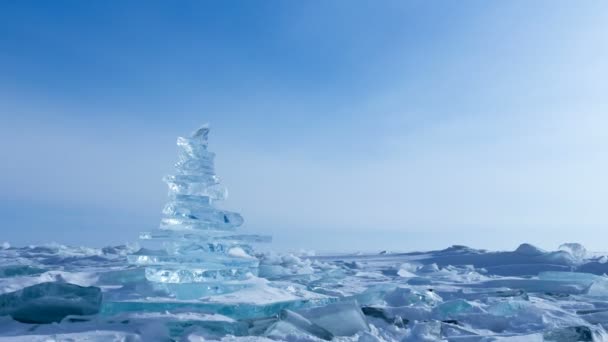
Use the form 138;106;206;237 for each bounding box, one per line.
192;124;210;142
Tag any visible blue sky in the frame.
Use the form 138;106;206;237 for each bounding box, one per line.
1;1;607;252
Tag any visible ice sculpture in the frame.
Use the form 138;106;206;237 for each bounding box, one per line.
128;125;271;295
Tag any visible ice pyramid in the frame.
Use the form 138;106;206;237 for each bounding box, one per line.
128;125;271;295
105;125;332;318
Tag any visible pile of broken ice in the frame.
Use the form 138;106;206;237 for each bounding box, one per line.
3;241;608;341
3;127;608;341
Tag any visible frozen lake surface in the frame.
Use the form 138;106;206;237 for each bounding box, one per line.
2;242;608;341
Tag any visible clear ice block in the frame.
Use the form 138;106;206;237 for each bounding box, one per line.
129;125;271;290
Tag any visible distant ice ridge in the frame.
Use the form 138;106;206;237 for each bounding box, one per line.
128;125;271;293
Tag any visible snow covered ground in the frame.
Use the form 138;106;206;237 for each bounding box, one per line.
1;242;608;341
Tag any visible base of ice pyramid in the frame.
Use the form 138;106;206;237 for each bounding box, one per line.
101;277;335;320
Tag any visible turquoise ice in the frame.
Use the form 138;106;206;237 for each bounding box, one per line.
129;125;271;292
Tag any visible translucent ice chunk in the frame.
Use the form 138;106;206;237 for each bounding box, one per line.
543;326;594;342
351;284;398;306
97;268;146;285
144;265;257;283
418;263;440;273
139;230;272;244
538;271;608;296
486;300;531;316
246;316;278;335
278;309;333;340
160;208;243;231
164;175;228;199
586;280;608;297
130;253;259;269
397;263;417;278
403;321;442;342
159;242;255;261
384;287;442;307
0;282;102;323
113;311;247;339
433;299;481;320
264;320;310;339
299;301;370;336
0;265;46;278
361;306;408;328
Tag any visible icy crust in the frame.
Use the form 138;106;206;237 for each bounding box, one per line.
3;243;608;340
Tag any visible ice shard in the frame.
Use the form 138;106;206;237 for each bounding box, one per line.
128;125;271;295
0;282;102;323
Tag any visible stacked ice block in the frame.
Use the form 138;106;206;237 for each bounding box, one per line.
128;125;271;294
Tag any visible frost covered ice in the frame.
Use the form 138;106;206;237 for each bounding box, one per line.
4;126;608;341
